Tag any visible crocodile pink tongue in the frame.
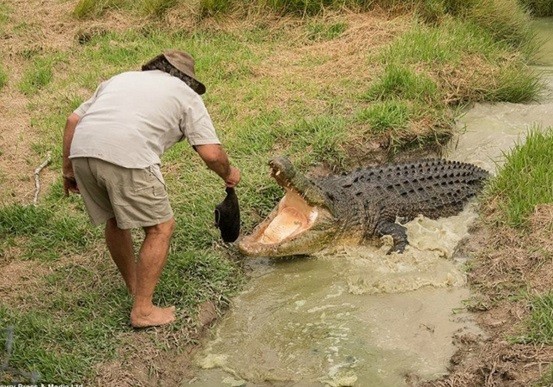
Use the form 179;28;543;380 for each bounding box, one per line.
259;207;308;244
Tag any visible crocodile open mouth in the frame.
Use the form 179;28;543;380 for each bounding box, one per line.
249;189;319;246
237;156;335;257
243;158;320;246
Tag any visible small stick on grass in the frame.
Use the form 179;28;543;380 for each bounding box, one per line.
33;151;52;206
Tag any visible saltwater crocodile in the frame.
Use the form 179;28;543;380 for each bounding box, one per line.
238;156;489;257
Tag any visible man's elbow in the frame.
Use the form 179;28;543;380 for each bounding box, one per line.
67;113;80;126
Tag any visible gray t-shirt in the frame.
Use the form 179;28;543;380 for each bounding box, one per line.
70;70;221;168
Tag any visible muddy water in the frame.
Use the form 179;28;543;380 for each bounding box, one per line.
190;20;553;387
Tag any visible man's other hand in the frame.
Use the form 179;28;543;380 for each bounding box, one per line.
63;174;79;196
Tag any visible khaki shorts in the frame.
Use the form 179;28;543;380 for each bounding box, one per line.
72;157;173;229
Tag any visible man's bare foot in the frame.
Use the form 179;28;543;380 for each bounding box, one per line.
130;305;176;328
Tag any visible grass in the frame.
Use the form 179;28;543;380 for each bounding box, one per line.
306;20;348;41
0;204;94;261
486;127;553;228
72;0;553;20
73;0;127;19
364;65;439;103
520;292;553;345
0;64;7;90
378;18;540;104
519;0;553;16
0;2;9;26
464;0;533;49
0;200;243;383
356;17;539;150
475;126;553;384
142;0;178;17
18;57;56;95
510;291;553;357
356;100;411;133
0;0;548;383
539;366;553;387
479;127;553;373
0;289;127;382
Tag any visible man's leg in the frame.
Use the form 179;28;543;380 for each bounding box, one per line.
105;218;136;295
130;217;176;328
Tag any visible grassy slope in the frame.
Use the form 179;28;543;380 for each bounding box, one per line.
0;0;548;383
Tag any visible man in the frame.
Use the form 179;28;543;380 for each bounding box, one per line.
62;50;240;328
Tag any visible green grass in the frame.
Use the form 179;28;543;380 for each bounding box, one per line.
519;0;553;16
73;0;128;19
356;100;411;133
0;199;243;383
200;0;233;17
0;2;9;26
464;0;533;49
486;63;541;103
487;127;553;228
512;292;553;345
353;16;539;152
306;21;348;41
142;0;178;17
71;0;553;20
0;64;7;90
524;293;553;344
538;365;553;387
18;56;60;95
364;65;439;103
0;289;127;382
376;18;540;106
0;204;94;261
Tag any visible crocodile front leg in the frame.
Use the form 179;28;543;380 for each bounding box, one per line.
375;220;408;254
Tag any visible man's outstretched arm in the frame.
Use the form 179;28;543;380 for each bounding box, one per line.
194;144;240;188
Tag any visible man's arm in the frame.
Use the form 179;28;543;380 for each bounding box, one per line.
62;113;80;195
194;144;240;188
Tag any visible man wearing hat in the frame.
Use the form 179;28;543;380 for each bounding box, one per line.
62;50;240;328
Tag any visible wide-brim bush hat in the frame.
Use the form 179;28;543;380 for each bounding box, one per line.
144;50;206;95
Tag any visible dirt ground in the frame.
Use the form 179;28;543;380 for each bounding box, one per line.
1;1;552;386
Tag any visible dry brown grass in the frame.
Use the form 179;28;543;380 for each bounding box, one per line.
255;12;409;112
0;0;141;205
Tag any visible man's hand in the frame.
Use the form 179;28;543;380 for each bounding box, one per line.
62;113;80;196
225;166;241;188
63;173;79;196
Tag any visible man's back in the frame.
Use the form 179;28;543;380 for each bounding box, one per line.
70;70;218;168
